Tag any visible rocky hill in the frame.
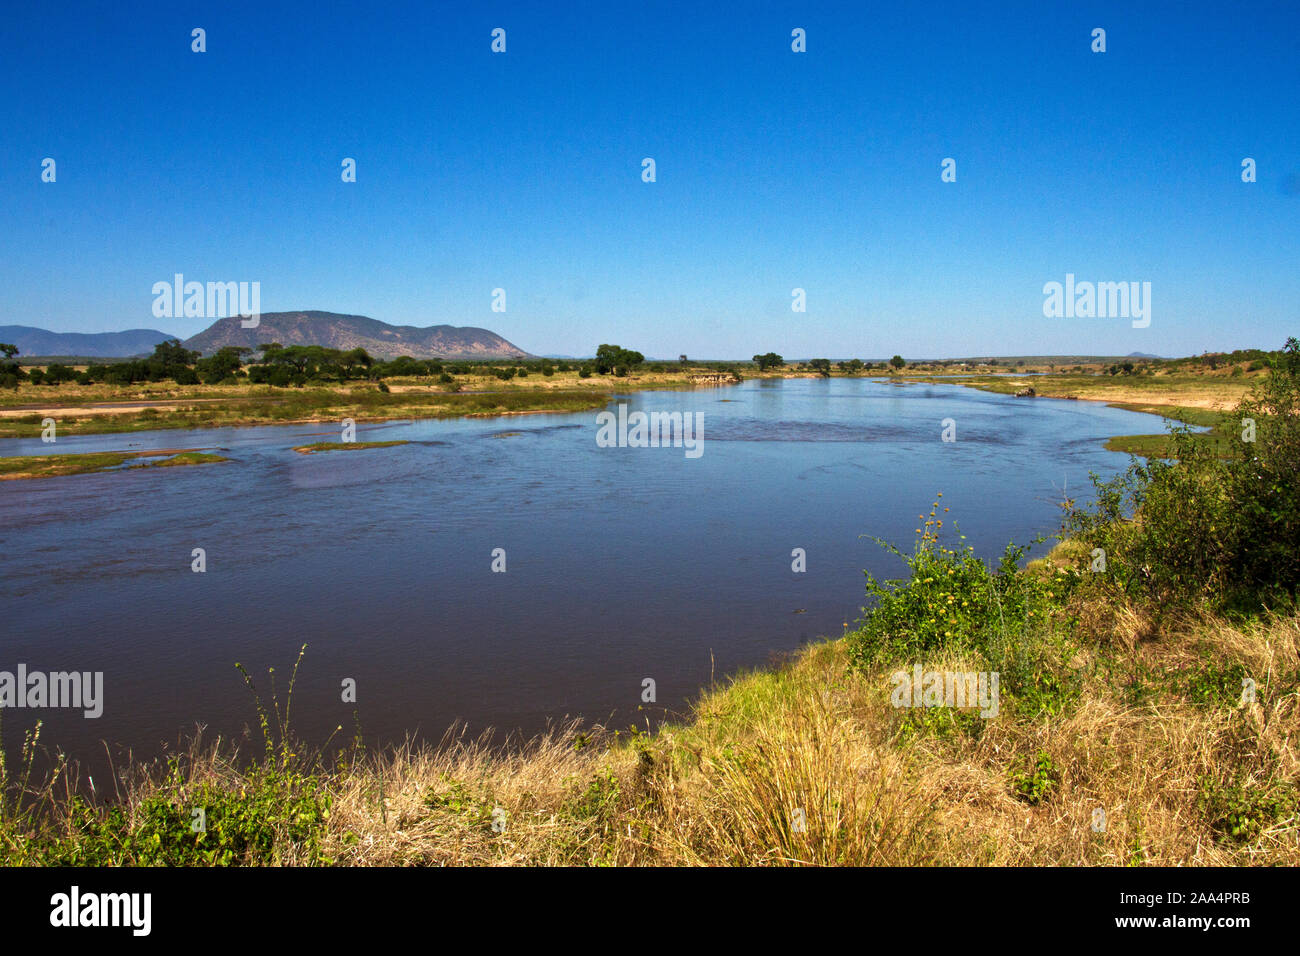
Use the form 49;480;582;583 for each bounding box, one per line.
181;311;530;360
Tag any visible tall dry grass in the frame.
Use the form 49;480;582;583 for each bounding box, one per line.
4;609;1296;866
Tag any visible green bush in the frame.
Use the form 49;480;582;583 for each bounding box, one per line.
16;763;333;866
846;498;1061;669
1068;338;1300;610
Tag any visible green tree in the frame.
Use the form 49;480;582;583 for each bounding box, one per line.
42;363;78;385
808;358;832;377
752;352;784;371
0;343;24;388
150;339;200;372
594;344;645;374
890;355;906;370
196;346;250;384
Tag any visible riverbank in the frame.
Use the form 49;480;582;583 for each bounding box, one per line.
0;367;759;439
905;370;1254;458
4;585;1294;865
0;366;1237;454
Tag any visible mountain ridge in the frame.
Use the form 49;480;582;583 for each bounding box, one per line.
0;313;532;361
0;325;176;358
180;311;531;360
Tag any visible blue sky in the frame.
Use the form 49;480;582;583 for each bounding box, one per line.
2;0;1297;359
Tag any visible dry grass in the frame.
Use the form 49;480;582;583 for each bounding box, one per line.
309;609;1299;866
5;608;1297;866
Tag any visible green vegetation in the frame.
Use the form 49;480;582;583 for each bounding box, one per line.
2;341;1297;866
292;440;410;454
1009;751;1060;806
0;647;335;866
593;344;645;376
1103;415;1238;458
1068;339;1300;611
0;343;22;389
0;449;228;480
0;387;612;439
847;497;1058;668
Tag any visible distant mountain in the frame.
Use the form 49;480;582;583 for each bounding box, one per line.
0;325;176;358
181;311;530;360
1126;351;1163;359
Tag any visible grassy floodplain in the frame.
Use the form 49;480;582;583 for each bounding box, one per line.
0;379;622;439
905;365;1258;459
1;353;1263;462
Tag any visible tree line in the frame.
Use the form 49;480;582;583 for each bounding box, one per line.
752;353;907;376
0;340;653;388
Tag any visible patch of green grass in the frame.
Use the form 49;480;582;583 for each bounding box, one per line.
1197;776;1296;844
0;449;227;479
292;440;410;454
423;776;497;830
0;387;613;438
11;762;333;866
1109;404;1229;428
0;451;132;478
1105;417;1238;459
893;704;985;745
130;451;228;468
1009;750;1059;806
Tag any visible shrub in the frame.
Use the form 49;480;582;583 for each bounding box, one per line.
846;498;1061;669
1067;338;1300;610
43;363;77;384
1009;750;1059;805
21;763;333;866
1197;776;1296;844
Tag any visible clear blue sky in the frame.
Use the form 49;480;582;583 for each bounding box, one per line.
2;0;1297;359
